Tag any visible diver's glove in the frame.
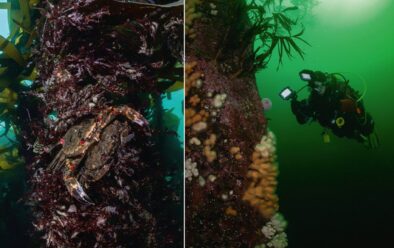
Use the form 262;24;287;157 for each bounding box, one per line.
291;98;311;125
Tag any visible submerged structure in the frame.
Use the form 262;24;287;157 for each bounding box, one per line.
0;0;184;247
185;0;305;247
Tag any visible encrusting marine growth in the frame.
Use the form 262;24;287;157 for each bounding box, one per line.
186;57;280;246
243;130;279;219
186;0;306;247
10;0;184;247
186;0;203;39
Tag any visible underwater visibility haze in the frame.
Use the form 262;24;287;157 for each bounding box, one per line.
256;0;394;247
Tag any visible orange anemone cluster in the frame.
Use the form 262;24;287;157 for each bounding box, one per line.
203;133;217;162
242;130;279;219
229;146;243;161
186;61;218;165
185;62;209;129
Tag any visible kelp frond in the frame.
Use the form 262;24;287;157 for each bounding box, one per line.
250;0;309;71
0;0;39;171
214;0;308;76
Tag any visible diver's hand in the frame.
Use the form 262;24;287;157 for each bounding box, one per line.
291;92;298;100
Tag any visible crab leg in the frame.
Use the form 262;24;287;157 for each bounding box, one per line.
62;157;94;204
64;174;93;205
48;151;65;171
97;106;148;130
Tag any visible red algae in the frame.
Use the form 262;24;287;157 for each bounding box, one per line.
17;0;184;247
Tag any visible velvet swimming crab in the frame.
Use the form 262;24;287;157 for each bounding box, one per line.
48;106;148;204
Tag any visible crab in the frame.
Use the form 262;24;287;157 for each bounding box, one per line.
48;106;148;204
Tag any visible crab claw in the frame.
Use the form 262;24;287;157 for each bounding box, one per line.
121;106;149;126
64;176;94;205
133;117;148;127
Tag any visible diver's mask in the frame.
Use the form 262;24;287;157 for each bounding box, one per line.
299;70;327;95
311;81;326;95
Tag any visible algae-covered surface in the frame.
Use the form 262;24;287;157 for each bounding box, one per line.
0;0;184;247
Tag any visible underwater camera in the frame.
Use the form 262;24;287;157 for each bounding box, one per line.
299;69;328;82
299;69;314;81
297;69;329;95
279;87;295;100
282;69;379;148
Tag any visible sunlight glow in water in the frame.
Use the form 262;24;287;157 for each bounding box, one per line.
315;0;390;27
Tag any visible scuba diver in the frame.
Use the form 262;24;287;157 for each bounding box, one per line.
280;70;379;148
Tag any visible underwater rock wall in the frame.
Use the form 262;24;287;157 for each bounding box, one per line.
16;0;183;247
185;0;287;247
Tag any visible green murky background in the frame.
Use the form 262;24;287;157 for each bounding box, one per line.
256;0;394;247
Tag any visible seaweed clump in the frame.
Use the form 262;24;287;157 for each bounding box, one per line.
30;0;183;139
189;0;307;76
17;0;183;247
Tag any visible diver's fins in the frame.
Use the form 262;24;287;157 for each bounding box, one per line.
360;132;380;149
322;131;330;143
368;132;380;149
64;176;94;205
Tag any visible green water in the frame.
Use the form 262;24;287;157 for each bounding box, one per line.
163;90;185;146
256;1;394;247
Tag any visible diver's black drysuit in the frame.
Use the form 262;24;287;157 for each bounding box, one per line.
290;71;375;144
